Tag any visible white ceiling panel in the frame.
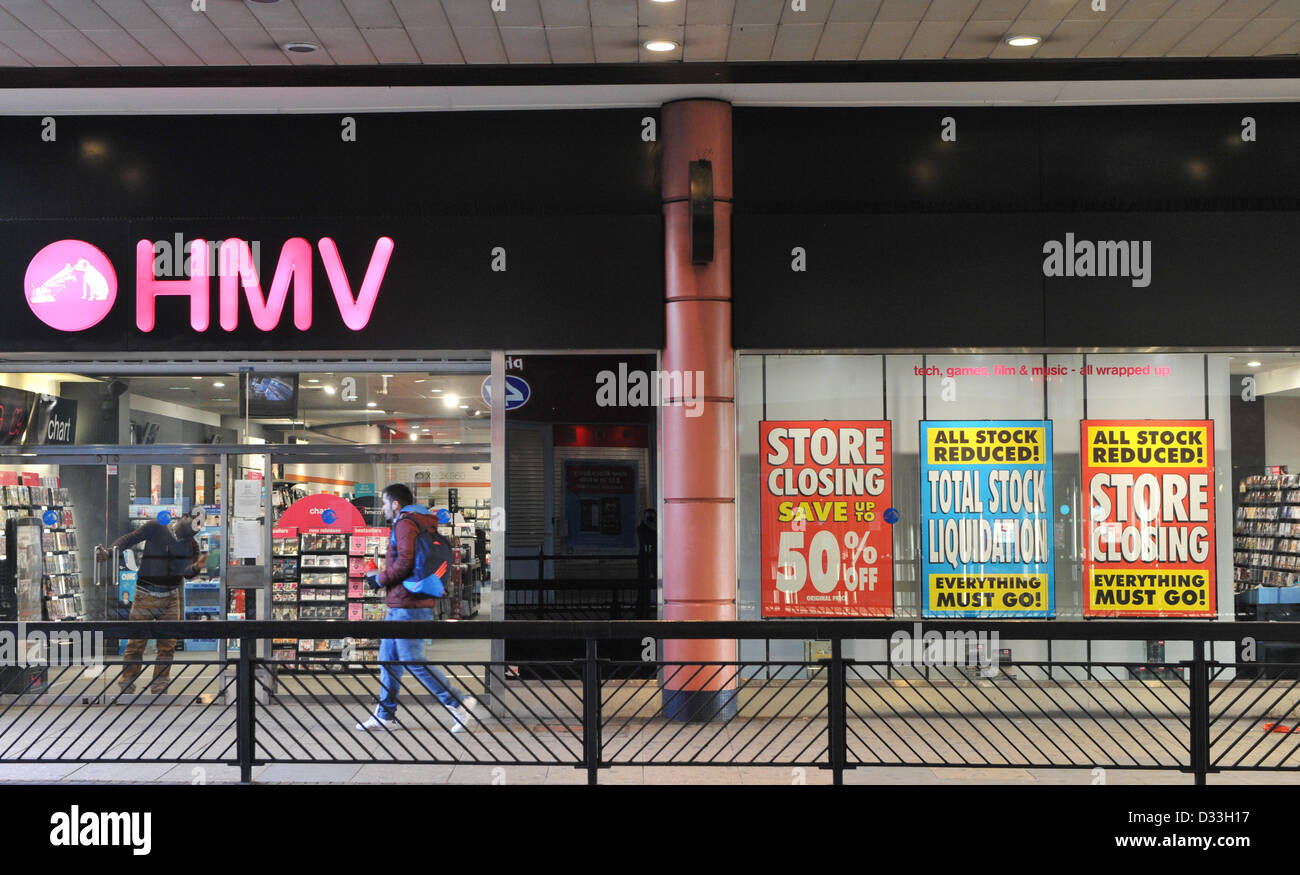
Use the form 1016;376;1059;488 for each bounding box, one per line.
1164;0;1224;18
140;0;211;31
876;0;934;21
391;0;452;27
859;19;918;54
1259;18;1299;52
546;24;595;58
1032;17;1104;54
198;0;262;28
925;0;982;20
1018;0;1076;18
244;0;311;28
780;0;835;23
30;28;114;63
726;21;776;55
440;0;497;27
343;0;405;28
733;0;785;25
134;29;205;64
590;0;637;25
0;35;29;62
1;0;70;29
451;24;508;61
638;0;687;24
772;22;825;56
491;0;544;25
1122;15;1198;51
687;0;736;25
947;18;1010;54
294;0;358;30
93;0;168;29
541;0;590;26
1212;16;1287;52
500;23;552;59
972;0;1030;19
1115;0;1176;17
829;0;883;20
684;22;731;56
1077;17;1154;54
1212;0;1275;16
592;24;637;59
168;23;247;64
405;26;463;61
1260;0;1300;15
814;17;869;53
903;18;962;53
43;0;118;29
1171;18;1252;52
313;25;380;62
81;28;160;64
362;26;421;61
221;28;295;63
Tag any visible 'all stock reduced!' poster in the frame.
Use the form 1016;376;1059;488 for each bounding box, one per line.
920;421;1055;617
760;421;893;617
1081;420;1216;617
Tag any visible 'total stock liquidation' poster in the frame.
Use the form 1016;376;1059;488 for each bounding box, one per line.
761;421;893;617
920;420;1055;618
1082;420;1216;618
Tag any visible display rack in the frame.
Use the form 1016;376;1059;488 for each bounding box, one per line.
2;481;83;621
1233;473;1300;591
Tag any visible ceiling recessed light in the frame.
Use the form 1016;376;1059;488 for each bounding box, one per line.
409;434;419;441
366;401;377;407
459;404;469;409
443;394;459;408
323;385;336;395
191;376;202;380
644;40;677;52
1006;35;1040;47
414;379;425;384
283;42;319;53
212;381;225;388
307;378;320;383
1248;361;1262;367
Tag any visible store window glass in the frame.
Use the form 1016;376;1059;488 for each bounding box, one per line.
740;352;1279;674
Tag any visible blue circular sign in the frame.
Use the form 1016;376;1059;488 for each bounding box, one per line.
321;509;337;525
481;375;531;411
1060;504;1071;516
157;510;173;525
42;509;58;526
883;507;900;525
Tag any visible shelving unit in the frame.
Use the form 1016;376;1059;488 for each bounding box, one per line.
1233;473;1300;590
0;481;82;622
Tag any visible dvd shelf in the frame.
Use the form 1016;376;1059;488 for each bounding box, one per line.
1234;473;1300;590
0;479;82;622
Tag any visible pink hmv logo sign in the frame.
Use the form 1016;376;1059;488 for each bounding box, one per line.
24;237;393;333
24;240;117;331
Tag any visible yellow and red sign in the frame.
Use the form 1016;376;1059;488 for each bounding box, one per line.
1081;420;1215;618
760;421;893;617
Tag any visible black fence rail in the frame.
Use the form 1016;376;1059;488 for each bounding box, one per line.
1;620;1299;785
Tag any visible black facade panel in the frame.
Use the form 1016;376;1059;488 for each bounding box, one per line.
733;214;1046;349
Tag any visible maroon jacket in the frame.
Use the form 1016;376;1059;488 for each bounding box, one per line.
379;508;441;609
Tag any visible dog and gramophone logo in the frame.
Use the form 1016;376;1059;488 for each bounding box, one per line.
24;240;117;331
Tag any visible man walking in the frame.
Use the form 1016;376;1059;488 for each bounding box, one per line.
356;483;477;733
97;510;208;696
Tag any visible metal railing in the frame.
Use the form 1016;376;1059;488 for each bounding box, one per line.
2;619;1300;785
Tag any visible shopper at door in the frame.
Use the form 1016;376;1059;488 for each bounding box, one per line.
356;483;477;733
96;509;208;696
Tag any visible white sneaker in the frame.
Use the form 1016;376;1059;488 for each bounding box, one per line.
355;713;400;731
450;696;477;734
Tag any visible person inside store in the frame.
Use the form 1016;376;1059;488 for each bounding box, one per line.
355;483;478;733
96;509;208;697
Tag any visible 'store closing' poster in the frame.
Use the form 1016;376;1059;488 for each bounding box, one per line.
1082;420;1216;618
920;420;1055;618
760;421;893;617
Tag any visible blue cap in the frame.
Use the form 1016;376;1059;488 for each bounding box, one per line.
435;507;453;525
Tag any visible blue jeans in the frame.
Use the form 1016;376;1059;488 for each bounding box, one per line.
375;607;466;719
